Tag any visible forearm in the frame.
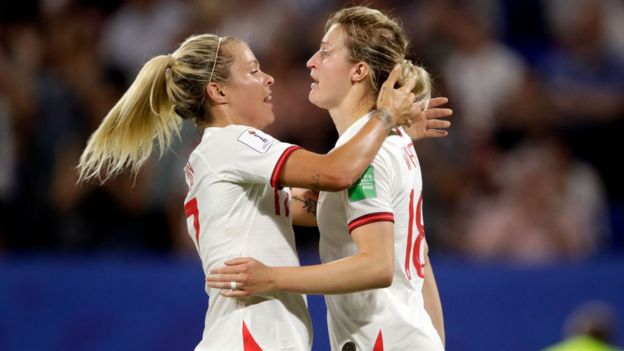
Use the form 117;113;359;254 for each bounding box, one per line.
271;253;392;295
324;113;389;184
279;113;390;192
290;188;318;227
423;256;445;345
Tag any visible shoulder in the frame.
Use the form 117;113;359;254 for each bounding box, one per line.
198;125;279;152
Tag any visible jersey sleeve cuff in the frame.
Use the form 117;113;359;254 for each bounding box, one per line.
270;145;302;188
348;212;394;234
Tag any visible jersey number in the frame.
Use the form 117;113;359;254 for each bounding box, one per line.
184;197;200;247
404;189;425;280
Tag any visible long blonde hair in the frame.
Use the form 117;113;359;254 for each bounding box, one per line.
326;7;432;104
78;34;236;183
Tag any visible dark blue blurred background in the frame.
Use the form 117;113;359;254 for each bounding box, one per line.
1;0;623;350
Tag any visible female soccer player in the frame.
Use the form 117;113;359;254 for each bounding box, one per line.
77;33;427;350
208;7;447;350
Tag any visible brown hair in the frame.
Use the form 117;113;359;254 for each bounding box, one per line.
326;6;431;102
78;34;238;182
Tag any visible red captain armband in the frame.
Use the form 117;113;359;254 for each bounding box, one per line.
347;212;394;233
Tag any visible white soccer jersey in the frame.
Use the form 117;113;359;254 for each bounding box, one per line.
183;125;312;351
317;114;444;351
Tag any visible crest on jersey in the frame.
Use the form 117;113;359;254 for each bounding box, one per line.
348;165;377;202
237;129;273;153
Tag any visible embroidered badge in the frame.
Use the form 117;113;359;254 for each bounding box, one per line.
348;165;377;202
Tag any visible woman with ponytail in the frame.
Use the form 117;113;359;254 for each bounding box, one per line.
208;7;449;350
77;32;445;350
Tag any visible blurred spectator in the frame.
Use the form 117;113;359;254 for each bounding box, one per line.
100;0;190;79
456;137;609;264
544;301;622;351
436;3;527;143
0;65;16;203
0;0;621;260
540;0;624;122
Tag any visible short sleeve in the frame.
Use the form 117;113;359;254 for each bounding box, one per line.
215;126;301;186
344;149;395;234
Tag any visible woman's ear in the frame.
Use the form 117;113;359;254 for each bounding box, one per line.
206;82;228;104
351;62;370;83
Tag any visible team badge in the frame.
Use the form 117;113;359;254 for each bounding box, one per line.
237;129;273;153
348;165;377;202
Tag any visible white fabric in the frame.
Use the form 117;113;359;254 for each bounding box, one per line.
317;114;444;351
184;125;311;351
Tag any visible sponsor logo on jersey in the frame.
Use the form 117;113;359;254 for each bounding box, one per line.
237;129;273;153
348;165;377;202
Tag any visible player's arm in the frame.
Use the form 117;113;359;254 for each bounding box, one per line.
206;221;394;295
277;65;417;192
422;243;445;346
402;97;453;141
290;188;318;227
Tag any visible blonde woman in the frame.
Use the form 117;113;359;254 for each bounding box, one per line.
208;7;448;350
77;32;441;350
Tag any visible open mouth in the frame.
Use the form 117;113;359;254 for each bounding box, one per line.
310;74;319;88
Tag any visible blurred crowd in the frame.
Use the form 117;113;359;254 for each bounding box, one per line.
1;0;623;264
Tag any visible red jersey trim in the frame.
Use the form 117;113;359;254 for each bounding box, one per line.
348;212;394;234
270;146;302;188
373;330;384;351
242;321;262;351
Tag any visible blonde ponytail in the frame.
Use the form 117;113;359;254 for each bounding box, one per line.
78;33;237;183
401;60;432;107
78;55;180;183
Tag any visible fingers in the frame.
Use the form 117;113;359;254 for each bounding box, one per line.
427;97;449;109
209;264;245;275
206;273;240;283
221;289;249;298
381;64;401;90
425;108;453;119
427;119;451;129
206;280;242;290
399;74;418;94
224;257;251;266
423;129;449;138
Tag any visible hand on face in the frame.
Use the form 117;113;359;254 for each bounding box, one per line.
206;257;274;297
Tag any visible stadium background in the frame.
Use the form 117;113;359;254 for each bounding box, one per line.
1;0;623;350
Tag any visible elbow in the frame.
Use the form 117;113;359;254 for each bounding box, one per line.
322;157;365;191
371;264;394;288
333;168;363;191
379;267;394;288
323;172;354;191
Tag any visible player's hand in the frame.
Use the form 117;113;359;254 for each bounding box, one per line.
404;97;453;140
376;64;418;128
206;257;274;297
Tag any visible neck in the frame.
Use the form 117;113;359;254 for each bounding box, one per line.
328;90;376;136
206;105;234;128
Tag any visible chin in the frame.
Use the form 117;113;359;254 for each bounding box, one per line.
257;114;275;130
308;91;324;109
